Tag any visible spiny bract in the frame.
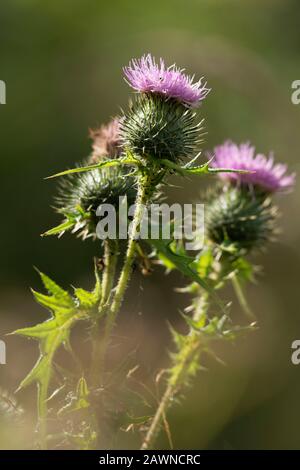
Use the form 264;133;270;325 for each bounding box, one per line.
205;185;277;253
55;166;137;239
120;94;203;162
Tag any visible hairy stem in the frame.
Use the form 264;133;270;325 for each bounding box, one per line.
98;171;152;371
141;293;209;450
90;240;118;387
101;239;118;308
109;174;150;316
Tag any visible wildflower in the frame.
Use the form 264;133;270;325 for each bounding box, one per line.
211;141;295;193
121;55;209;163
123;54;210;107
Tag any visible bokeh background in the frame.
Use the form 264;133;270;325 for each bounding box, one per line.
1;0;300;449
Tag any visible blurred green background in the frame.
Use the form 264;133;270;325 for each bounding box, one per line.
1;0;300;449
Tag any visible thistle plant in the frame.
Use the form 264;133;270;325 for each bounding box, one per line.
13;54;295;450
141;140;294;449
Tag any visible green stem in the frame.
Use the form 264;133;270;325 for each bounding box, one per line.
100;239;118;308
231;274;256;321
37;380;49;449
102;176;149;359
97;171;152;373
90;240;118;387
110;174;150;317
141;293;209;450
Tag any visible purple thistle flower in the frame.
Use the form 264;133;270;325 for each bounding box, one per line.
123;54;210;107
210;141;295;193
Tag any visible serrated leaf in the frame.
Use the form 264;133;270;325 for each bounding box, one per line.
38;271;71;301
74;288;96;308
13;268;101;441
74;267;101;309
147;237;225;313
15;309;84;390
31;289;74;313
149;238;205;286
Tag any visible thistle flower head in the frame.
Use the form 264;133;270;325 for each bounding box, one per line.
210;141;295;193
120;94;203;162
89;118;122;163
205;185;277;253
55;166;137;239
123;54;210;107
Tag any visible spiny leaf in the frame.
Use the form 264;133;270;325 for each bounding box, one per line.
169;325;186;350
14;312;82;391
14;320;64;340
13;269;101;396
42;206;91;238
74;288;98;309
31;289;74;313
149;238;205;285
41;219;75;237
46;155;140;179
37;270;71;301
147;237;226;313
191;166;252;176
159;158;252;177
181;312;206;331
73;266;101;309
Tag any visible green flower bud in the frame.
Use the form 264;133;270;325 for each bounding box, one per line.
55;166;137;240
205;185;277;253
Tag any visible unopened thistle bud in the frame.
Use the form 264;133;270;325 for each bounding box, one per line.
55;166;137;240
205;186;277;253
121;54;209;162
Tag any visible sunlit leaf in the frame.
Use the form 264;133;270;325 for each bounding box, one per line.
194;248;214;279
13;268;102;427
147;237;225;312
